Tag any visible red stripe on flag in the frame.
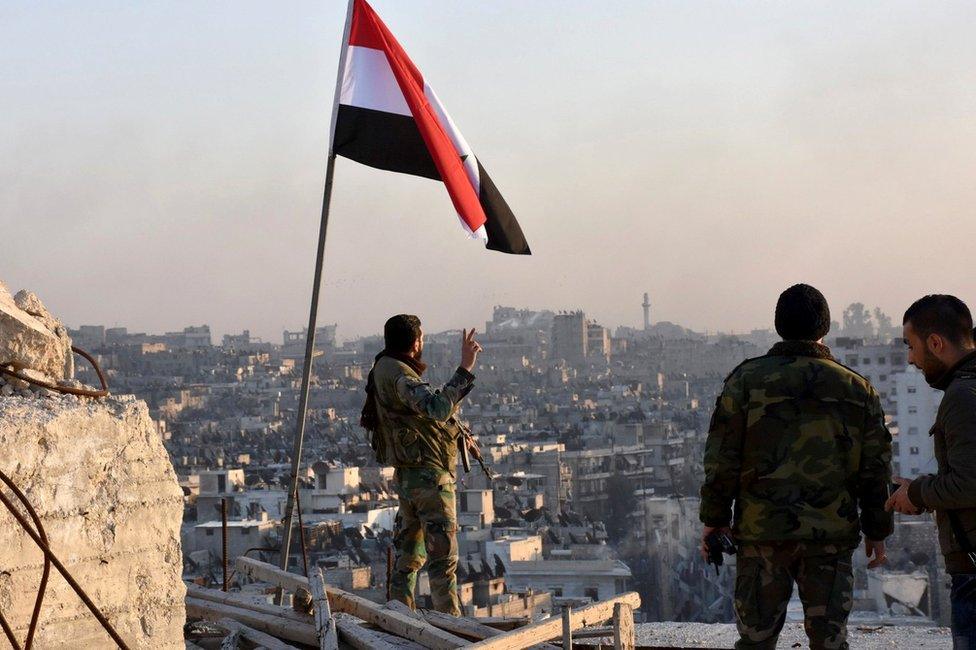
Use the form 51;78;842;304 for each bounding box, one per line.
348;0;487;234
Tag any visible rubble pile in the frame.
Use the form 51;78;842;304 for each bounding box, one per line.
0;281;185;649
185;555;641;649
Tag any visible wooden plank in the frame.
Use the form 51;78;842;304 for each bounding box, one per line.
237;556;308;593
561;607;572;650
236;557;469;650
368;626;430;650
384;599;423;619
568;626;613;639
423;609;503;639
612;603;635;650
187;584;312;624
219;627;241;650
186;597;319;646
466;592;641;650
420;610;559;650
310;567;339;650
473;616;530;631
216;618;300;650
333;613;399;650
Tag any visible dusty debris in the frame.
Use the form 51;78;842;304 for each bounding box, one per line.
184;556;637;650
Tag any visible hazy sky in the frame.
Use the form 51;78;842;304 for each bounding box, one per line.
3;1;975;342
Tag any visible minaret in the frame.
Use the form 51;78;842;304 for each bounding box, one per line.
642;292;651;330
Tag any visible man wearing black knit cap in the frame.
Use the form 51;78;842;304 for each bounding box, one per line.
701;284;893;650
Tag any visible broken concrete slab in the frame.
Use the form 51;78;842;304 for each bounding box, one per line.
0;282;73;382
0;392;186;648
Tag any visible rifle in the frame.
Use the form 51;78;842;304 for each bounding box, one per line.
452;415;495;482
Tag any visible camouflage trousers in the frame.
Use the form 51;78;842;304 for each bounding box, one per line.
734;541;856;650
390;467;460;616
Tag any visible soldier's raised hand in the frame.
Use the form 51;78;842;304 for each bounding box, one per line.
460;328;483;372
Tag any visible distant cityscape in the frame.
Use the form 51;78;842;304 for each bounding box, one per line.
68;295;949;625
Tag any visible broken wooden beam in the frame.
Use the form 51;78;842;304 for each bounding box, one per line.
421;608;502;640
612;602;635;650
186;596;318;646
566;625;612;639
187;584;312;625
215;618;299;650
235;557;469;649
333;613;400;650
413;608;557;650
466;592;641;650
310;567;339;650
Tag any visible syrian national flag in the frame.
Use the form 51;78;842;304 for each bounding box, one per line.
333;0;531;255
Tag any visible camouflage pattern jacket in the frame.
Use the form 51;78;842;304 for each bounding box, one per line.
372;356;474;474
700;340;893;544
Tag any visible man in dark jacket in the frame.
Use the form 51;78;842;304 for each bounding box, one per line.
702;284;892;650
886;295;976;648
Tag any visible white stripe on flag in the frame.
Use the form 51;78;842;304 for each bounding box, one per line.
340;45;411;117
423;84;486;242
424;84;480;195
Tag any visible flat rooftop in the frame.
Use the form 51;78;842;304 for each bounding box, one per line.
576;622;951;649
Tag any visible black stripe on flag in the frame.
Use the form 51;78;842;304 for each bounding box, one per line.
478;160;531;255
334;105;441;181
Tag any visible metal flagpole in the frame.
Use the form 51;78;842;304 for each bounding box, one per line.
278;0;355;583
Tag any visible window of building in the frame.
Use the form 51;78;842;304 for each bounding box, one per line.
911;467;920;475
908;406;918;414
863;358;871;365
879;357;887;365
880;374;887;382
909;427;918;435
910;447;920;455
205;529;214;536
242;527;251;535
892;442;900;455
907;386;917;394
550;587;563;597
584;587;599;601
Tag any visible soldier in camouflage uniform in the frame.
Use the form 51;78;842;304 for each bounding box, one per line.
700;285;893;650
360;315;482;616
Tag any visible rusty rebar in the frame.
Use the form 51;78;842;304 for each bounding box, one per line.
0;346;109;398
0;615;21;650
0;470;52;650
221;498;229;592
0;470;129;649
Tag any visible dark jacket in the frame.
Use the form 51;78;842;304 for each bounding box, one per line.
701;340;893;544
908;351;976;574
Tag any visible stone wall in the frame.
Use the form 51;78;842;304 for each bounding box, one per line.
0;391;185;648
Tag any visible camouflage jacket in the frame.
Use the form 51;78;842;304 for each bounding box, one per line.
372;356;474;474
700;340;893;544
